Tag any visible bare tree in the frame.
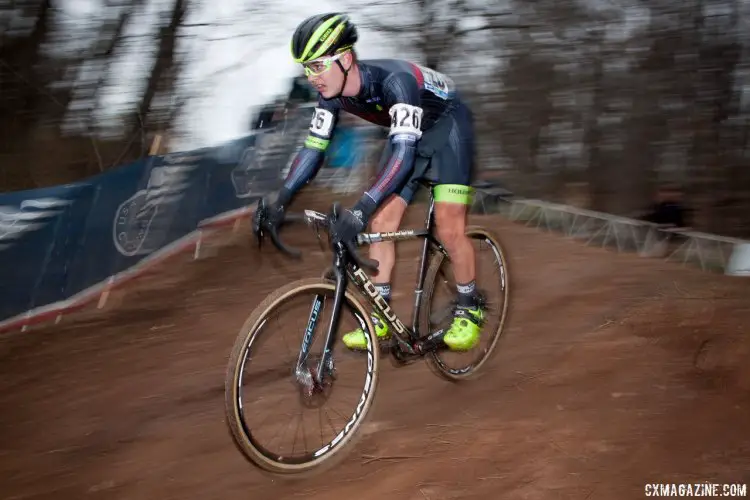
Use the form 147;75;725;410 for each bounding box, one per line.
126;0;188;157
0;0;53;190
350;0;534;71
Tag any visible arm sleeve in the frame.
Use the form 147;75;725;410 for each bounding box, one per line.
352;72;424;222
276;100;340;207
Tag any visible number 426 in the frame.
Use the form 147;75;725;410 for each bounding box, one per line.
390;106;422;130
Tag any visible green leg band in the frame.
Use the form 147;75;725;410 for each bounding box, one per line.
433;184;474;205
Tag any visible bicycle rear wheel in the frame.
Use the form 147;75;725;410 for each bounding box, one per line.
420;226;511;381
224;278;380;477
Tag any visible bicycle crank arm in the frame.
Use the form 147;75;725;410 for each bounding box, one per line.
414;329;447;355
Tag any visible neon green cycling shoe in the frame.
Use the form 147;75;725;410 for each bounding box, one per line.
442;306;484;351
342;312;390;350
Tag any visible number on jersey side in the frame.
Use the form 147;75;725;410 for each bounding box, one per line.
417;64;452;99
388;103;424;138
309;108;334;137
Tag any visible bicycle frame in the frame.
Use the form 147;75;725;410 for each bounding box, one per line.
353;196;449;341
298;195;450;385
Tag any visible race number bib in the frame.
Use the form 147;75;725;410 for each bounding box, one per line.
388;103;424;138
309;108;334;138
417;64;452;100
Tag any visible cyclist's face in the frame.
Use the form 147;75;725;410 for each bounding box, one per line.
304;52;349;98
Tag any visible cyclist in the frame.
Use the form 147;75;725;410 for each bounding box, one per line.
254;12;483;352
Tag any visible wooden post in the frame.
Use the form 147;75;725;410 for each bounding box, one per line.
149;133;163;156
194;230;202;260
98;277;115;309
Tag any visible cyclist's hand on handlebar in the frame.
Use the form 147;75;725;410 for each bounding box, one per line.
251;200;265;239
328;204;379;271
252;197;286;242
251;199;378;269
329;207;365;247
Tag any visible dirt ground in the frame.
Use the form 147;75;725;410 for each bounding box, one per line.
1;201;749;500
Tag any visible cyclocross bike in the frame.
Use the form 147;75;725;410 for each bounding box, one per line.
224;177;512;477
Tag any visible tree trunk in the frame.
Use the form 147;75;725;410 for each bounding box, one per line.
127;0;187;157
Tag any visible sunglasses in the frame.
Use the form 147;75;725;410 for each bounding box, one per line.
302;51;347;77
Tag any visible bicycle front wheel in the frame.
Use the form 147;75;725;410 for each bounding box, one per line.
224;278;380;477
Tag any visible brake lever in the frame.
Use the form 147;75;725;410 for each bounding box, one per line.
345;240;379;272
268;225;302;259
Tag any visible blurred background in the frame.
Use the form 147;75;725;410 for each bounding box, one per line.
2;6;750;496
2;0;750;237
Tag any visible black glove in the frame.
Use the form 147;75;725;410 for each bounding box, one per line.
329;207;365;246
253;197;286;240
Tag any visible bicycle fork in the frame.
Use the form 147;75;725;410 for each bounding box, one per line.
295;252;348;392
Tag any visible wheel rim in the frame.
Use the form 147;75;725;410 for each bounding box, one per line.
428;233;509;376
230;284;377;468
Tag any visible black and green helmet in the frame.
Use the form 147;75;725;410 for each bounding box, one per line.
290;13;358;64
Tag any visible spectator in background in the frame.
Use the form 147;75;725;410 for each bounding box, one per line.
326;113;359;169
250;95;286;131
250;74;317;132
287;74;315;103
638;184;691;258
252;104;278;130
641;184;690;229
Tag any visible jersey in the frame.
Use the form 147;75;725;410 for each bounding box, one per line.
278;59;460;221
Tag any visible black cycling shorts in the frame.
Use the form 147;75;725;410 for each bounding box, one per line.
374;99;476;205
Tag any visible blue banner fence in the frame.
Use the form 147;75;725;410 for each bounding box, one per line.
0;119;368;333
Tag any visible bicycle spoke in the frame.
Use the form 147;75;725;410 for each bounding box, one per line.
291;411;304;457
225;279;379;473
421;227;512;381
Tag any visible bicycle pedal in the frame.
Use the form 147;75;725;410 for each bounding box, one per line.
416;329;447;355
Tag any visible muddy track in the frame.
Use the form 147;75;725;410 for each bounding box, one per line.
0;207;748;500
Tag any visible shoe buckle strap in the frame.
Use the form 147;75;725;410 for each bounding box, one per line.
454;307;482;325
